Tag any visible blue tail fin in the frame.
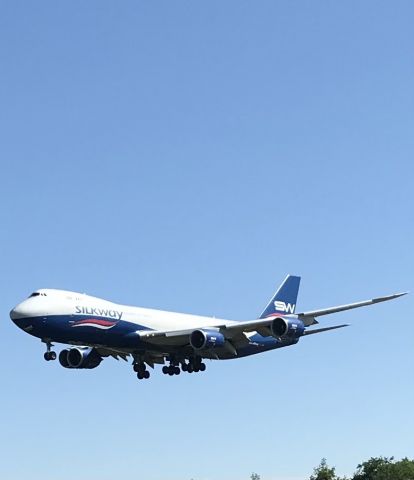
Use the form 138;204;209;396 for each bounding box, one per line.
259;275;301;318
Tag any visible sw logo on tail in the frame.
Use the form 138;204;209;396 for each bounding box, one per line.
274;301;296;313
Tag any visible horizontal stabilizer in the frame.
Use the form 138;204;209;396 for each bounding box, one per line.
303;324;349;336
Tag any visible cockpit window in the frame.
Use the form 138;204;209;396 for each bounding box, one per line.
29;292;47;298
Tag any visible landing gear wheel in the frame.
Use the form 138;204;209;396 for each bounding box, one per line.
43;340;56;361
162;366;168;374
137;372;143;380
174;366;180;375
44;351;56;361
133;362;148;375
199;362;206;372
181;363;188;372
143;370;150;379
187;365;194;373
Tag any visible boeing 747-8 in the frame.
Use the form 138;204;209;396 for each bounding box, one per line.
10;275;406;380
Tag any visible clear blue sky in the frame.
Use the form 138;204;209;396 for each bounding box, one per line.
1;1;413;479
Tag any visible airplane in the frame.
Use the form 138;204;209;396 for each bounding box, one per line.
9;275;406;381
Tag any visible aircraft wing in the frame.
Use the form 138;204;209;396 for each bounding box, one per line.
297;292;407;323
137;317;341;353
138;291;407;350
138;320;267;352
95;346;165;368
138;316;289;345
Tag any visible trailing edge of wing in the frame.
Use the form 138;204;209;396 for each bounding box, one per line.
298;292;407;319
303;324;349;336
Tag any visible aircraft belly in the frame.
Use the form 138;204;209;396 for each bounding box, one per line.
16;314;299;362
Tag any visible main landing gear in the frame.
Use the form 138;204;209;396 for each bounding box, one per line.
162;357;207;376
162;364;181;376
133;362;150;380
184;357;206;374
43;341;56;361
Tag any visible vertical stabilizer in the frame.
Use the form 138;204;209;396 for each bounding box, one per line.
259;275;301;318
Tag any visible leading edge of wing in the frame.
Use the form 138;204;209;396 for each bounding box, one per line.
297;291;408;319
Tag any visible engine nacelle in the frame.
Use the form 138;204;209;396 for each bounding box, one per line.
59;349;71;368
59;347;102;369
189;329;226;350
270;317;305;339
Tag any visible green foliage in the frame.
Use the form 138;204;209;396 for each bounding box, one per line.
352;456;414;480
353;456;393;480
310;458;339;480
307;456;414;480
251;456;414;480
393;457;414;480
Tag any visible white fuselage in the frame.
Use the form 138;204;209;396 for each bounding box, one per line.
10;288;237;334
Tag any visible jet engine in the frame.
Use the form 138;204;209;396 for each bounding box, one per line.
189;329;226;350
59;347;102;369
270;317;305;339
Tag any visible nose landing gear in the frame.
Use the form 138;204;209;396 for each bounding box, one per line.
44;351;57;361
43;341;56;361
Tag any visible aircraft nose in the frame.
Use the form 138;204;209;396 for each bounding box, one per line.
10;301;39;334
10;301;29;321
10;306;19;321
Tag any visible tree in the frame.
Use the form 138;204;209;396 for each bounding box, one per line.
390;457;414;480
352;456;394;480
310;459;339;480
352;456;414;480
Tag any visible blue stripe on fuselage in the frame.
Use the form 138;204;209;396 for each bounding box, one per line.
12;314;151;348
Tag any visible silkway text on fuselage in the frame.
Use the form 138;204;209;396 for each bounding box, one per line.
75;306;123;320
